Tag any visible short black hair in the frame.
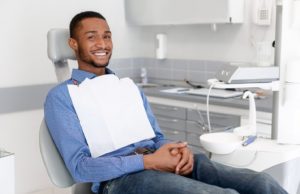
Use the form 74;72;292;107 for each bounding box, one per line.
69;11;106;38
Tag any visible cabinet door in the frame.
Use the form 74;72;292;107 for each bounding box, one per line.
186;132;202;147
151;103;186;119
186;120;208;134
0;154;14;194
156;116;186;132
150;103;186;141
161;128;186;142
187;109;240;131
125;0;244;25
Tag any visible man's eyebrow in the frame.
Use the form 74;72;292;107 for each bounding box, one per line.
84;30;111;35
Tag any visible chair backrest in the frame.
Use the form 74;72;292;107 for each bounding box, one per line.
39;119;75;188
44;29;94;194
39;119;94;194
47;28;76;82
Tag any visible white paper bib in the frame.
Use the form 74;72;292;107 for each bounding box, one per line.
68;74;155;158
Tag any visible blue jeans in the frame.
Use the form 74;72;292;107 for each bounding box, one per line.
99;154;287;194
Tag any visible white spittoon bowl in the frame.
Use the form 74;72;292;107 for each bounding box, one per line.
200;132;243;155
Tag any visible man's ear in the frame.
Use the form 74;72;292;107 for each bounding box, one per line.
68;38;78;51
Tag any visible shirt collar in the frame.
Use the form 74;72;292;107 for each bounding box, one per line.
71;68;114;84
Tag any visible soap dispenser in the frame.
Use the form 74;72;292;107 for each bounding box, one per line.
140;67;148;84
156;33;167;59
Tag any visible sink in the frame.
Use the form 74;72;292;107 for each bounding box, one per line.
136;83;159;88
200;132;243;155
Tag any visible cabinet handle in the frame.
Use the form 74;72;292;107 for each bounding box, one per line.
163;130;179;135
157;117;179;123
257;120;271;125
190;110;237;119
156;106;179;111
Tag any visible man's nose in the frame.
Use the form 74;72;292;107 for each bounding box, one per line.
95;38;106;48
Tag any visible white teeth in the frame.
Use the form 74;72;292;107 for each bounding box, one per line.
94;52;106;56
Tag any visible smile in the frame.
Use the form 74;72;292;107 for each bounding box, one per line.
92;50;109;57
94;52;106;56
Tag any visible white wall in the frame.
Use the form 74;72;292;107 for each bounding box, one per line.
0;0;133;88
126;0;277;64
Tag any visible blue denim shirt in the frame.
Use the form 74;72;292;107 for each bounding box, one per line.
44;68;168;193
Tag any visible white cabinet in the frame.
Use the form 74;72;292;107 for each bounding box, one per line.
0;151;15;194
125;0;244;25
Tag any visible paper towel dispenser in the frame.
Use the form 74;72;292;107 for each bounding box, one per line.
125;0;244;25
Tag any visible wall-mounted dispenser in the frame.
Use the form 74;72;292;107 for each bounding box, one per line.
156;34;167;60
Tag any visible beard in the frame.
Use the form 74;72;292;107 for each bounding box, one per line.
78;47;111;68
89;59;110;68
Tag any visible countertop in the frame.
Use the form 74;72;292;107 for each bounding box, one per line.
0;150;14;158
141;86;273;113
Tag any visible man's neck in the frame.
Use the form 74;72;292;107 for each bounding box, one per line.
78;66;106;76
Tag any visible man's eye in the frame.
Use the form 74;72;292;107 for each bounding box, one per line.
87;36;95;40
104;35;111;39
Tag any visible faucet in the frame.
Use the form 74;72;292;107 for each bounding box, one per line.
234;91;257;137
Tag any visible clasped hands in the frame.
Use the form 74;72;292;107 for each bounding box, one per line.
143;142;194;175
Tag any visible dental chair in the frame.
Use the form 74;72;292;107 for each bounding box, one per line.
47;28;75;82
39;29;93;194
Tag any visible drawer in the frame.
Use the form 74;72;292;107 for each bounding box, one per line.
186;132;202;147
186;120;207;134
187;109;240;129
161;128;186;142
156;116;186;131
151;104;186;119
186;120;227;133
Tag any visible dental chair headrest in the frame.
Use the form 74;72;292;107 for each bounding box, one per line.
47;28;76;63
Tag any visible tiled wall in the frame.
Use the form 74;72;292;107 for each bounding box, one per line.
109;58;228;84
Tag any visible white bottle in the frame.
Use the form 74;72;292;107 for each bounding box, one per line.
140;67;148;84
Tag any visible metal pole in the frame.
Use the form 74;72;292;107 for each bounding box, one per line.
271;2;282;140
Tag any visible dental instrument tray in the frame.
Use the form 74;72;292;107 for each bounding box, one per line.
215;65;279;84
185;88;243;98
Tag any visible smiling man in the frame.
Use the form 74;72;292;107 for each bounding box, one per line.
69;14;113;74
44;11;287;194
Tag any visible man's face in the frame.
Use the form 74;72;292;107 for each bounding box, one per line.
70;18;113;69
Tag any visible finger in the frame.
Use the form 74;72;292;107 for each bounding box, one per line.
175;149;190;174
177;148;194;172
165;142;188;150
179;154;194;175
179;157;193;175
180;165;193;175
170;148;179;156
